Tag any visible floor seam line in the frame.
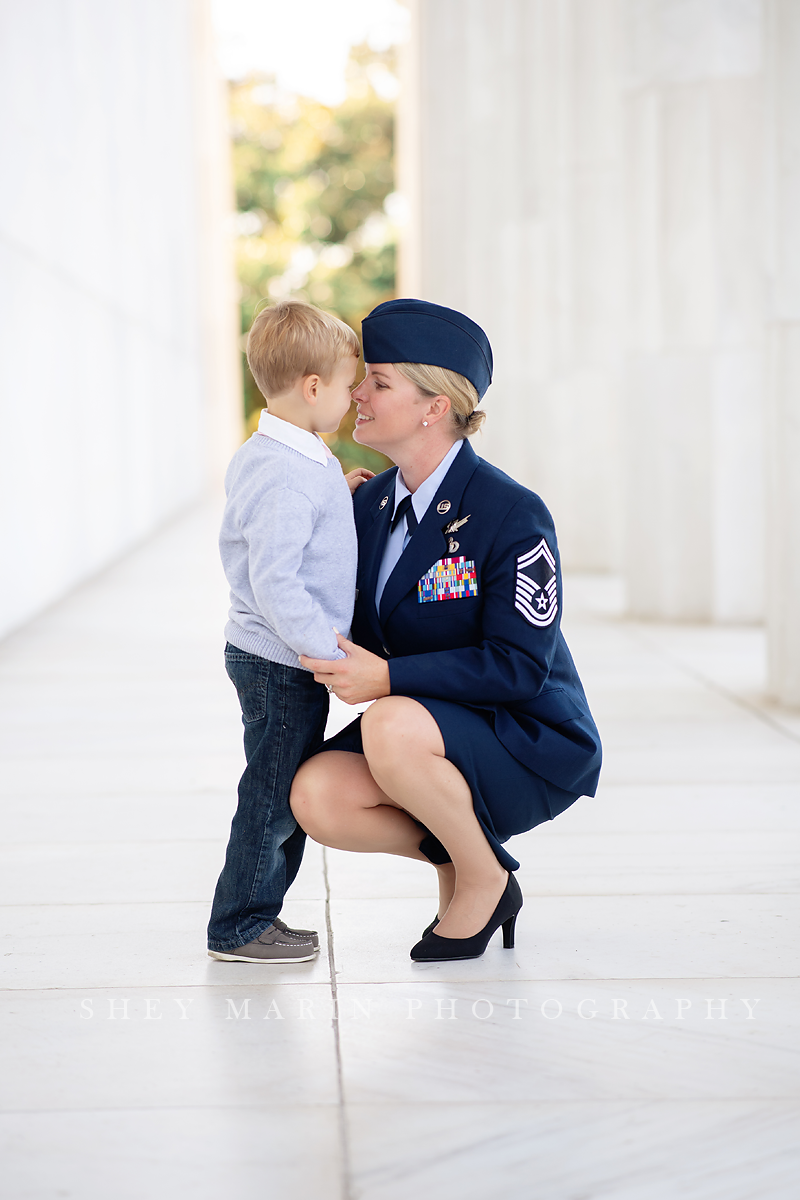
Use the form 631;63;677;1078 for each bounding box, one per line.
323;847;354;1200
623;626;800;747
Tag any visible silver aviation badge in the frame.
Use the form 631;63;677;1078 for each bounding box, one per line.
515;539;558;627
444;515;469;555
443;514;470;535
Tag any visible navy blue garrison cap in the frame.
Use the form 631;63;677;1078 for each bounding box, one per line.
361;298;493;399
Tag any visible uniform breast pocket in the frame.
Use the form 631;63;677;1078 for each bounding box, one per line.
417;596;482;620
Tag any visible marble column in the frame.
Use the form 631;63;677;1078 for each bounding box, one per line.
765;0;800;705
622;0;764;621
398;0;626;572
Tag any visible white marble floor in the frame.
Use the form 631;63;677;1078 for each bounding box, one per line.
1;505;798;1200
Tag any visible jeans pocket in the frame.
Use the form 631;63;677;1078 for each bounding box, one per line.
225;649;269;723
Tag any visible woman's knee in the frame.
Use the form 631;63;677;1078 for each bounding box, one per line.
289;757;331;837
361;697;443;775
289;751;375;844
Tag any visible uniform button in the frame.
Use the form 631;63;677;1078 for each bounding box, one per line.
382;644;391;656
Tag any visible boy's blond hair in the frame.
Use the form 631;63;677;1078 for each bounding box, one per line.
247;300;360;400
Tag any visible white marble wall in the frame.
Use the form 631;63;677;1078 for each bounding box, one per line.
399;0;626;572
0;0;241;640
765;0;800;705
623;0;765;621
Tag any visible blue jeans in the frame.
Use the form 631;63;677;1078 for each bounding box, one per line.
207;645;329;952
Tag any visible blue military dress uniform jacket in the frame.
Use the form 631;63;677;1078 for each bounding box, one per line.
351;440;602;805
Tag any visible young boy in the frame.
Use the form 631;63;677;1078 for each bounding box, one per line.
207;300;370;963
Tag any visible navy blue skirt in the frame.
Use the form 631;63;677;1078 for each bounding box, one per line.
317;698;579;872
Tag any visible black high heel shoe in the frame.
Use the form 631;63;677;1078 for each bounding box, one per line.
421;915;439;939
410;873;522;962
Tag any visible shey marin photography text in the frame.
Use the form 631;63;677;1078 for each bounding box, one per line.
76;995;762;1024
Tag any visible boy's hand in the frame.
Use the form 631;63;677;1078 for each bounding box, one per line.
300;632;390;704
345;467;375;495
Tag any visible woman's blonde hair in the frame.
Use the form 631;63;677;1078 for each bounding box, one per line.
393;362;485;438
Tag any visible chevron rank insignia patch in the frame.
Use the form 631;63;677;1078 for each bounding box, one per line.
515;539;558;627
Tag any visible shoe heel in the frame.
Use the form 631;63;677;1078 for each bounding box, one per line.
502;912;518;949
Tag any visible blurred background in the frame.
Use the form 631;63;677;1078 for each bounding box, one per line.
1;0;799;707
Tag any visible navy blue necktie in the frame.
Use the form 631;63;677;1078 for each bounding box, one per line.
391;494;418;536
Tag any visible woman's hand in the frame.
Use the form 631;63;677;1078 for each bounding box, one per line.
345;467;375;495
300;632;390;704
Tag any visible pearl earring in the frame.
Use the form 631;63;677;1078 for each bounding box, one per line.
422;421;428;427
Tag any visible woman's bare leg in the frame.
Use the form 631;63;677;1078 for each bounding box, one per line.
360;698;507;939
290;750;456;915
291;750;425;857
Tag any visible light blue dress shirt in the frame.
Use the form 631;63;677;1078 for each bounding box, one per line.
375;439;465;608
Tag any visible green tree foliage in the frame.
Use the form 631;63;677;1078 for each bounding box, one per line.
230;45;397;473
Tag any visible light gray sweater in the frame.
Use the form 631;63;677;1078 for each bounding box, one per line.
220;431;357;669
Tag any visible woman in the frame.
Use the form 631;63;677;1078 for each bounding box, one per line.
291;299;601;961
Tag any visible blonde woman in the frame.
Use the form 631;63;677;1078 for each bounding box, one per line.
291;299;601;962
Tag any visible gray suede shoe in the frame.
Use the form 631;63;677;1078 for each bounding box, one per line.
273;917;320;949
208;924;317;963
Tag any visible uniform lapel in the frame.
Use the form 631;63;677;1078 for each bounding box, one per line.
379;441;480;625
359;470;398;647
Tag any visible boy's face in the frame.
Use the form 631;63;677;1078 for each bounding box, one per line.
310;355;358;434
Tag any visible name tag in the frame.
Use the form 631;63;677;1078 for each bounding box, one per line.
418;557;479;603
